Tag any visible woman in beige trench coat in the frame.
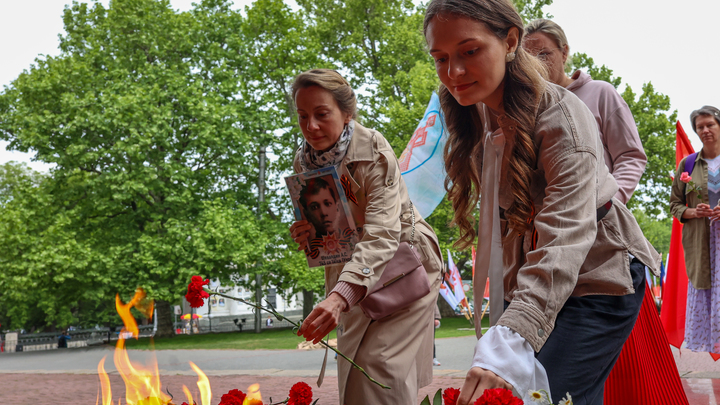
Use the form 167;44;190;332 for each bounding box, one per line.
289;69;443;405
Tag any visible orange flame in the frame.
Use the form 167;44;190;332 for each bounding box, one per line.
98;288;211;405
189;362;212;405
181;386;194;405
114;289;168;405
98;357;113;405
115;288;153;339
243;384;263;405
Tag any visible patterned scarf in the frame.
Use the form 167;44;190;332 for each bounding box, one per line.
299;121;355;172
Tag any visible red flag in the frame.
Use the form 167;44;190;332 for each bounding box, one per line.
471;246;476;280
660;121;693;348
675;120;694;166
604;120;693;403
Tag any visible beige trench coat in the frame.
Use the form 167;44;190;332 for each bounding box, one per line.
294;122;443;405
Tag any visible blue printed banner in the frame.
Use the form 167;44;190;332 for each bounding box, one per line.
399;92;448;219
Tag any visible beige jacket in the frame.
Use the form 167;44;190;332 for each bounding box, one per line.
492;84;661;352
293;122;443;404
669;151;711;289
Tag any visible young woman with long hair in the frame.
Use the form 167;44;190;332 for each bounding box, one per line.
524;19;687;405
423;1;660;404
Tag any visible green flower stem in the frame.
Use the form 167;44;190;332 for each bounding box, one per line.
205;289;391;390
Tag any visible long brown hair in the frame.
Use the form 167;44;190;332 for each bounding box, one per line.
424;0;547;250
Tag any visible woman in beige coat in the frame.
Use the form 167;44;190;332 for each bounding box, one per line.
289;69;443;405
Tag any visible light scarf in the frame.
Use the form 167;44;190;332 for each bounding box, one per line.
474;103;506;337
299;121;355;171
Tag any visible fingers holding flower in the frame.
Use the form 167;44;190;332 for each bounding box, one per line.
297;293;346;344
458;367;514;405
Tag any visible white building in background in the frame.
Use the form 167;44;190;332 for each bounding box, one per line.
187;279;303;318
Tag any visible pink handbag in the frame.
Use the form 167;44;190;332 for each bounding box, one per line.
359;202;431;320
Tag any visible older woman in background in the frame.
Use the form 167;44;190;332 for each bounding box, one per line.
524;19;687;405
671;106;720;353
523;19;646;204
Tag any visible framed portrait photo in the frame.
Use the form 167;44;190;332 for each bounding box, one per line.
285;166;358;268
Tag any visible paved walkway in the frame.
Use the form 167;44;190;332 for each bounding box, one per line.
1;336;719;404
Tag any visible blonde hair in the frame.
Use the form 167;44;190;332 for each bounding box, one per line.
525;19;569;49
291;69;357;119
525;19;570;68
424;0;547;250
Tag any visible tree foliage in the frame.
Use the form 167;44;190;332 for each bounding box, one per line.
0;0;269;332
0;0;675;330
632;208;671;257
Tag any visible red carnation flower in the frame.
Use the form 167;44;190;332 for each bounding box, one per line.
473;388;522;405
288;381;313;405
443;387;460;405
186;276;210;308
219;389;246;405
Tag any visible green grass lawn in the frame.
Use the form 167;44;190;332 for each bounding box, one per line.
123;316;483;351
434;316;485;339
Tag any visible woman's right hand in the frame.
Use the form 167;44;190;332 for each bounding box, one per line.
686;203;714;219
458;367;514;405
290;220;312;251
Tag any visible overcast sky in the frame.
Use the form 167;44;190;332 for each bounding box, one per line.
1;0;715;173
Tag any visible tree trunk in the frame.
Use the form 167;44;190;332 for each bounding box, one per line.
155;300;174;339
302;289;314;319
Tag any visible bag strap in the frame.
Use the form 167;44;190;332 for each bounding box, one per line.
684;152;699;194
685;152;699;175
409;200;416;247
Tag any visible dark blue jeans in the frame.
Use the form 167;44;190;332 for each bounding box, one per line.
535;257;645;404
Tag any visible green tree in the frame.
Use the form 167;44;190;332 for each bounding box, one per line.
0;0;268;334
0;161;43;204
297;0;438;153
0;162;113;331
234;0;334;314
632;208;671;257
513;0;554;22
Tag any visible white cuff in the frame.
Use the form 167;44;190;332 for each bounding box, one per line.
471;325;551;402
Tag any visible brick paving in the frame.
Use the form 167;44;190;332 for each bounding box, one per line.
3;337;720;404
2;373;720;404
0;373;467;404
